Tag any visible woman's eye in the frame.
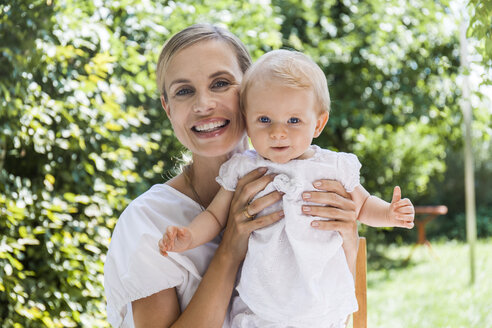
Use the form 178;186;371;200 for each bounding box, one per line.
213;80;230;88
259;116;271;123
288;117;300;124
176;88;193;96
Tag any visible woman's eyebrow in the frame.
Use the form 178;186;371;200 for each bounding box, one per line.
169;79;190;89
209;70;233;79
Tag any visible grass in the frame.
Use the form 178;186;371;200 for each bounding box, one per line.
365;239;492;328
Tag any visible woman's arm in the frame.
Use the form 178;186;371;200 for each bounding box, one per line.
133;168;284;328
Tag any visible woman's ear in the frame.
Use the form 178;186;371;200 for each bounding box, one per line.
161;95;171;118
314;111;329;137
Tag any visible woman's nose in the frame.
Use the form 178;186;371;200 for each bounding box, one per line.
269;123;287;140
192;92;216;113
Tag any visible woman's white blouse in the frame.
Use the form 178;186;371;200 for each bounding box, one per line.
104;184;223;327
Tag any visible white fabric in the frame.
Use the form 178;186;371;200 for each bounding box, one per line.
217;145;360;328
104;184;228;328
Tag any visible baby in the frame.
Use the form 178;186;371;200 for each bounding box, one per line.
159;49;414;327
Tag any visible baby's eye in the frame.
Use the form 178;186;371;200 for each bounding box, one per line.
176;88;193;96
259;116;271;123
212;80;230;88
288;117;300;124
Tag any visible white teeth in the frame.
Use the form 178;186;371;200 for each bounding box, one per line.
194;120;227;132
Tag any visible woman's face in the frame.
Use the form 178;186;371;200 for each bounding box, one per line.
162;40;246;158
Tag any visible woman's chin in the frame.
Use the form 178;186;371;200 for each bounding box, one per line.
192;134;245;158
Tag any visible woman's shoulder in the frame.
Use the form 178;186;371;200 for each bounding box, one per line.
114;183;201;239
125;183;196;215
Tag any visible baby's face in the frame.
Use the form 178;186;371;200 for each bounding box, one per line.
244;80;327;164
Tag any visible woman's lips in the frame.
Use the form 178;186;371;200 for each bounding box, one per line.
192;119;230;138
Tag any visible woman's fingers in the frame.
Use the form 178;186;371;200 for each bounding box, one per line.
236;167;268;187
312;179;350;198
236;173;276;205
235;167;268;195
247;191;283;216
246;210;284;232
302;205;357;222
311;219;358;239
302;190;355;211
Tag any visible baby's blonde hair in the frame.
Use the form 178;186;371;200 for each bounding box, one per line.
240;49;330;115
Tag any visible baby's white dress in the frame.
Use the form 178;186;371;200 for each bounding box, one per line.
217;145;360;328
104;184;229;328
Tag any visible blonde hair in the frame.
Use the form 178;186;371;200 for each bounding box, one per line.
240;49;330;115
157;23;252;101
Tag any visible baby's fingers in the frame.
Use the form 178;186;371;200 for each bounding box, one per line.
394;213;415;221
176;227;187;238
391;186;402;203
398;220;414;229
393;199;415;213
158;238;170;256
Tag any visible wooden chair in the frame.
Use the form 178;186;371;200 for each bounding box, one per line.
353;237;367;328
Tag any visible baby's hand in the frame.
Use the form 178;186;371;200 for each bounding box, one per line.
387;186;415;229
158;226;193;256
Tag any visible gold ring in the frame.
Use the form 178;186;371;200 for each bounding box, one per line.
243;206;255;219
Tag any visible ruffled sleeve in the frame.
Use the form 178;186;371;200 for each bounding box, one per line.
216;153;244;191
104;185;207;327
336;152;362;192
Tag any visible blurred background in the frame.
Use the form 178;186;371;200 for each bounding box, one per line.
1;0;491;327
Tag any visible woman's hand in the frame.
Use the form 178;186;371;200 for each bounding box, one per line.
218;167;284;263
301;179;359;276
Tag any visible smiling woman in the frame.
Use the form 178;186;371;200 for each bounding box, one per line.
104;24;362;328
160;40;246;158
104;24;287;328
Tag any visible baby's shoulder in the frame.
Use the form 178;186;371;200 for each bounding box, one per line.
313;147;361;171
313;147;340;162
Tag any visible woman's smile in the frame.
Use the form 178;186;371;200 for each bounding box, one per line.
192;118;231;137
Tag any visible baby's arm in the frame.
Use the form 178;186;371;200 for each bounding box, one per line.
159;187;234;256
349;185;415;229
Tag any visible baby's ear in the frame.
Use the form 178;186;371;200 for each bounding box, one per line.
314;111;329;137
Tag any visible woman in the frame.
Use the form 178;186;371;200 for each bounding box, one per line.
104;24;360;328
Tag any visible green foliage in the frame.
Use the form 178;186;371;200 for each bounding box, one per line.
467;0;492;81
270;0;490;244
273;0;462;201
0;0;280;326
